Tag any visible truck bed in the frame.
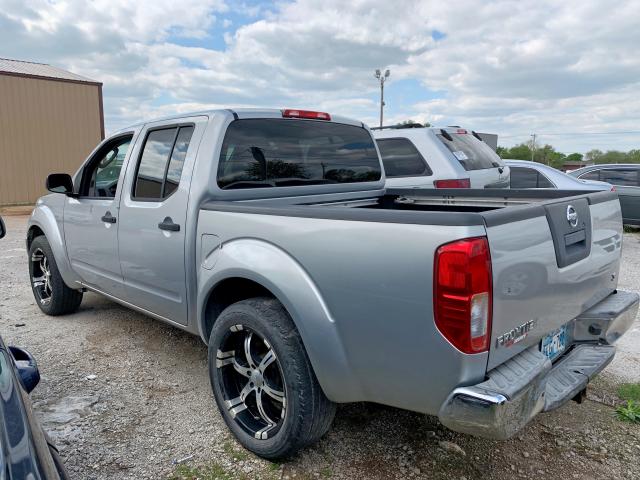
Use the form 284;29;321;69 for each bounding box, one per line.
204;188;618;227
199;187;622;408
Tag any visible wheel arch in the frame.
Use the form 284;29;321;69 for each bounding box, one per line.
26;225;45;249
27;206;82;288
197;238;363;403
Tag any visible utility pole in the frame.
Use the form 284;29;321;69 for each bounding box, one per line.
374;69;390;128
530;133;536;162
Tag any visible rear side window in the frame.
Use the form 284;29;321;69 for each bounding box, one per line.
217;119;381;189
510;167;555;188
579;170;601;181
599;168;639;186
133;126;194;199
376;138;432;177
436;132;503;171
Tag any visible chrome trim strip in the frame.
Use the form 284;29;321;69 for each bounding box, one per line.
450;387;508;405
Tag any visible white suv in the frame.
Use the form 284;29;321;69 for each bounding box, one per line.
373;125;510;189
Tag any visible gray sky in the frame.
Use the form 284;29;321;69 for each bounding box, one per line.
2;0;639;153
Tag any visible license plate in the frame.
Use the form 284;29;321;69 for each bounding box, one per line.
540;325;567;361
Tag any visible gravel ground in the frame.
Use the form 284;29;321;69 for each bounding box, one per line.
1;214;639;480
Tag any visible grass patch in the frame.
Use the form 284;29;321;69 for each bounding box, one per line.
223;441;250;462
618;383;640;402
170;463;233;480
320;467;334;478
623;225;640;234
616;400;640;423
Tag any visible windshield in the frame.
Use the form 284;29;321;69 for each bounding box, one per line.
436;132;504;171
217;119;381;189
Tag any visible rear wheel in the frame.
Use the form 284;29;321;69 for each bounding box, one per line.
29;236;83;316
208;297;336;459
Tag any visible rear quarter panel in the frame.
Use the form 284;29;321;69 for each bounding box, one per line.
197;209;488;414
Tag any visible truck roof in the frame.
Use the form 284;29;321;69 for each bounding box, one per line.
112;108;366;135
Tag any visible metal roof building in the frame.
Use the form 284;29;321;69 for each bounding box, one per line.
0;58;104;206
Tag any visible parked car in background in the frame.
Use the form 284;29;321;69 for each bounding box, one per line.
569;164;640;226
506;159;613;191
29;108;636;460
373;125;510;189
0;216;68;480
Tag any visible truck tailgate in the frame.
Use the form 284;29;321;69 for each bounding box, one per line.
483;192;622;369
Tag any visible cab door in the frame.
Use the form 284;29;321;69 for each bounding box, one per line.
116;117;206;325
63;133;136;296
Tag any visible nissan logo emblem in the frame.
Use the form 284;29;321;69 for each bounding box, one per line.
566;205;578;227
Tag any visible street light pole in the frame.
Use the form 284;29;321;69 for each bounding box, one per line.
530;133;536;162
374;69;390;128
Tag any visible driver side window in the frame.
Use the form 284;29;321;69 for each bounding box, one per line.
83;136;132;198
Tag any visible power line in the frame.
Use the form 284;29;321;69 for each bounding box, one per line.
500;130;640;138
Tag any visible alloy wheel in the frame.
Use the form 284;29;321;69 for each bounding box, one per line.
216;324;286;440
31;248;53;305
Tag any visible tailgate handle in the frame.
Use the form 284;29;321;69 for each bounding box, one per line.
565;229;586;247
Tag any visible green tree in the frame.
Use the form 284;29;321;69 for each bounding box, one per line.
628;149;640;163
396;120;430;128
595;150;631;164
565;152;583;163
496;146;509;158
584;149;603;162
534;144;566;169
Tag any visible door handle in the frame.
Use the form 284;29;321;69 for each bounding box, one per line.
101;211;117;224
158;217;180;232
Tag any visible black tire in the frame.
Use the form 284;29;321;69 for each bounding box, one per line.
208;297;336;460
48;444;70;480
28;236;83;316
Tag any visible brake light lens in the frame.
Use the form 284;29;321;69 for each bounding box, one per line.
611;185;616;192
434;237;492;354
434;178;471;188
456;129;468;134
282;109;331;121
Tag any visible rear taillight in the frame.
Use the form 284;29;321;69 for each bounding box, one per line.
434;237;492;354
611;185;616;192
282;109;331;121
434;178;471;188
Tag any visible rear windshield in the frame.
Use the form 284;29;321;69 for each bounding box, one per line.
436;132;503;171
217;119;381;189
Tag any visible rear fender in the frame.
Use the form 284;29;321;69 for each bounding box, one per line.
28;204;82;288
197;238;362;402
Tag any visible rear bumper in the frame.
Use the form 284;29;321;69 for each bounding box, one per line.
438;290;639;440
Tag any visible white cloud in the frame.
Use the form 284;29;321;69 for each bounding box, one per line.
1;0;639;152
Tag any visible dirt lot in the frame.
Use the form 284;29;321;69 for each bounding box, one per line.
1;214;639;480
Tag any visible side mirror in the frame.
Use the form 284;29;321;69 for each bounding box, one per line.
0;216;5;239
9;346;41;394
46;173;74;195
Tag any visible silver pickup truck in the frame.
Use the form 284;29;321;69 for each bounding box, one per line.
28;108;638;459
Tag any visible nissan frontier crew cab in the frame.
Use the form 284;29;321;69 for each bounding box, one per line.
28;108;638;460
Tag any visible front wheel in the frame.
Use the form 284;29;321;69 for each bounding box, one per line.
208;297;336;460
28;236;83;316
